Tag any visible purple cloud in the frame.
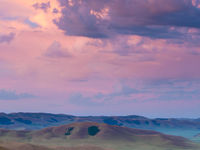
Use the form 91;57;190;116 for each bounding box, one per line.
44;41;72;58
33;2;51;12
53;8;59;14
0;32;15;43
0;89;36;100
55;0;200;38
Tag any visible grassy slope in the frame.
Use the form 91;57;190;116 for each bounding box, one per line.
0;147;8;150
0;122;200;150
2;113;200;140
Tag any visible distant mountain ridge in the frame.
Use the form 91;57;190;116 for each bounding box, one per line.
0;112;200;129
0;113;200;139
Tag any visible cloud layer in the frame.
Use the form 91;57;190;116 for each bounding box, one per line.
0;89;36;100
55;0;200;38
0;33;15;43
0;0;200;117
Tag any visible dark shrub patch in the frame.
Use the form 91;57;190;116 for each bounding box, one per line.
103;118;119;125
145;121;149;125
15;118;32;124
88;126;100;136
133;120;141;125
65;127;74;135
50;118;58;122
0;117;13;125
152;120;161;126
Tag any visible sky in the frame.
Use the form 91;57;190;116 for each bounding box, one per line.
0;0;200;118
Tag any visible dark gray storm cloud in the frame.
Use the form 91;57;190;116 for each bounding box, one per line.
54;0;200;38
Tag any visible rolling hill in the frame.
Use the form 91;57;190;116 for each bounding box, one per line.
0;122;199;150
1;113;200;139
0;146;8;150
